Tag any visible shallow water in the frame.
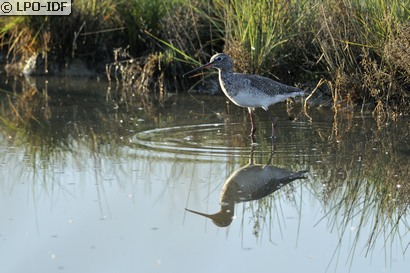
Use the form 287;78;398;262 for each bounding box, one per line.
0;76;409;273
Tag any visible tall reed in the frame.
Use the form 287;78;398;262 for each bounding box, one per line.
313;0;410;115
208;0;314;76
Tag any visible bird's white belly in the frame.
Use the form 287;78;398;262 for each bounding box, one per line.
228;92;289;109
220;79;297;109
229;92;264;107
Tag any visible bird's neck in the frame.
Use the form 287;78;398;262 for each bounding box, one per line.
218;68;233;82
217;68;238;97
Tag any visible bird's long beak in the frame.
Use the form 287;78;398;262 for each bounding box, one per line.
185;208;233;227
183;62;213;78
185;208;214;218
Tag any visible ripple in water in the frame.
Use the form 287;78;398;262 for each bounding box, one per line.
132;123;250;161
131;119;328;161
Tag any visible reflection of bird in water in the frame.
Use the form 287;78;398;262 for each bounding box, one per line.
185;148;307;227
183;53;304;141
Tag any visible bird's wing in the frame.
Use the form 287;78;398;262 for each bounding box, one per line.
237;73;302;96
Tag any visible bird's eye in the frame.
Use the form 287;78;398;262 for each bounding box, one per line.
215;56;222;61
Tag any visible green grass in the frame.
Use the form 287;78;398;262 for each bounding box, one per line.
212;0;314;75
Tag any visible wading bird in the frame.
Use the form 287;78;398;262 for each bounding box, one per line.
184;53;304;141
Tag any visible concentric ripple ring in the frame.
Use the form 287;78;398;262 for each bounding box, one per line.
132;123;249;161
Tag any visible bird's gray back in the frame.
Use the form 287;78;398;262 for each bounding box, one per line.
237;73;303;96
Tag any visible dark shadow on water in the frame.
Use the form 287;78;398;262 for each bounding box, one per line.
185;145;307;227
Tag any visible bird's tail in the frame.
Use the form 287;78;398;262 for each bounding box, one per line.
286;85;305;97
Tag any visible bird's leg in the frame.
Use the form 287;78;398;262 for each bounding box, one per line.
248;108;256;140
264;109;277;139
267;144;275;165
271;137;276;154
249;145;256;165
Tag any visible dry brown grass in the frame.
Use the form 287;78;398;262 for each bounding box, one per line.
223;39;253;74
313;1;410;117
386;25;410;76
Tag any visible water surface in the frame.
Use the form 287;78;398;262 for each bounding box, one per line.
0;76;409;273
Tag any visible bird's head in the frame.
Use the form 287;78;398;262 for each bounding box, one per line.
183;53;233;78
